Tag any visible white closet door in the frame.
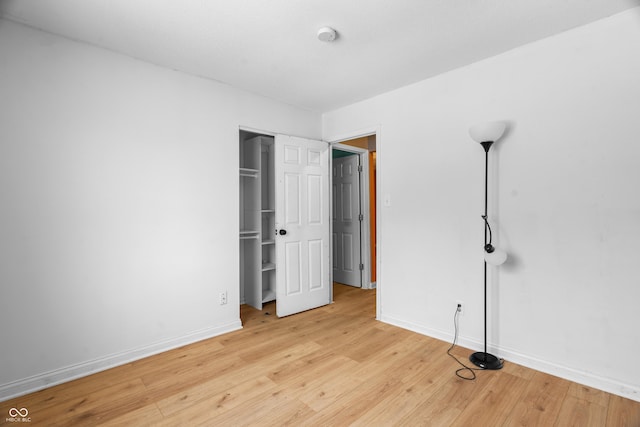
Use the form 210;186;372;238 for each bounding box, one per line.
275;135;330;317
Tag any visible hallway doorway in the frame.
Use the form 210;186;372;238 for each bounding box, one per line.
331;134;376;289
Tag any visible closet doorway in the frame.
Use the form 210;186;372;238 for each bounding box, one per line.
239;129;332;317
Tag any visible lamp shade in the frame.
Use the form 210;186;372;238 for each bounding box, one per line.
484;247;508;266
469;121;506;143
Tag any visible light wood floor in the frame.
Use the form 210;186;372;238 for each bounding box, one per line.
2;284;639;426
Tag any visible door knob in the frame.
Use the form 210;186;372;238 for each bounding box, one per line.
279;229;287;236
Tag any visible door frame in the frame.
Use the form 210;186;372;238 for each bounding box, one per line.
330;143;372;290
326;126;381;320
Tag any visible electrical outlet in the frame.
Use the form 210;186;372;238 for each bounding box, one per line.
456;300;464;316
219;291;227;305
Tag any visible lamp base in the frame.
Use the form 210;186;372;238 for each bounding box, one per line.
469;352;503;370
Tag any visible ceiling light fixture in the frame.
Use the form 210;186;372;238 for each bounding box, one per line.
317;27;337;42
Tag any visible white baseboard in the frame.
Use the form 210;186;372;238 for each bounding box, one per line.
0;320;242;402
380;314;640;403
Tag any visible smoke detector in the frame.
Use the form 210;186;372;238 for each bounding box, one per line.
317;27;337;42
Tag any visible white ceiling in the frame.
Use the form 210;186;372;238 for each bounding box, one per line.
1;0;637;112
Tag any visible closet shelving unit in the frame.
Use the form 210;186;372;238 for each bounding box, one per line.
239;133;276;310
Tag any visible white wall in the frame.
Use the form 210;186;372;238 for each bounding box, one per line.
0;19;320;399
324;8;640;401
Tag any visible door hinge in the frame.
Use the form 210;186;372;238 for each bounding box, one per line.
359;213;364;221
358;164;363;172
359;263;364;271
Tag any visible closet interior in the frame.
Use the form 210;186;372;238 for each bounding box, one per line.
239;131;275;310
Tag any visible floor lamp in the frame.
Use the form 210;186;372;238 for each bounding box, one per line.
469;121;508;370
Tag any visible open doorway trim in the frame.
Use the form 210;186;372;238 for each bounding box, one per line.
331;142;372;290
326;125;381;321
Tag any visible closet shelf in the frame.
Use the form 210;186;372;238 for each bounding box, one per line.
262;289;276;303
261;262;276;271
239;168;259;177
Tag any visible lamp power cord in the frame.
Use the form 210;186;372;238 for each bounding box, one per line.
446;305;481;381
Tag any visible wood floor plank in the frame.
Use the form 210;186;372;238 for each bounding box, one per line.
502;371;570;426
450;371;530;426
2;283;639;426
500;359;537;381
606;394;640;426
299;372;406;426
96;403;165;427
555;395;608;427
266;347;341;386
154;341;322;416
349;349;455;425
568;381;611;407
276;354;360;408
24;379;152;427
400;374;492;426
351;332;449;386
189;384;314;427
295;368;363;413
157;376;278;426
0;360;148;416
140;352;245;399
